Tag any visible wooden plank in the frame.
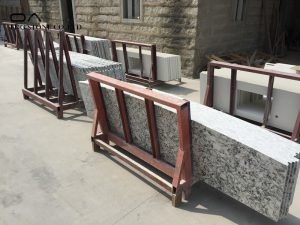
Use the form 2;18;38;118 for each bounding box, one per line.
145;99;160;159
74;35;80;52
229;69;237;115
62;31;78;101
108;132;175;177
291;111;300;141
94;138;173;192
111;41;118;62
122;43;129;74
112;39;154;48
22;89;59;109
87;72;188;110
150;45;157;81
211;55;227;62
263;76;275;126
205;64;214;107
115;89;132;143
209;61;300;81
58;30;65;106
139;46;143;77
45;31;51;99
176;103;192;198
88;81;110;138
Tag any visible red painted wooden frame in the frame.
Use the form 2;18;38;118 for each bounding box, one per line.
88;72;192;206
111;40;159;86
22;29;80;119
204;61;300;142
2;22;23;49
65;32;88;54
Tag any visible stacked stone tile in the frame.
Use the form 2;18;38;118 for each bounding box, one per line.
34;51;124;98
80;82;300;221
116;47;181;81
69;36;111;60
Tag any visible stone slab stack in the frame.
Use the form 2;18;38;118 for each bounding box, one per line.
34;51;124;99
81;82;300;221
116;47;181;81
69;36;111;60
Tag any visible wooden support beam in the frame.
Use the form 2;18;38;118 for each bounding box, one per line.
263;76;275;126
292;111;300;142
229;69;237;115
115;89;132;144
145;99;160;159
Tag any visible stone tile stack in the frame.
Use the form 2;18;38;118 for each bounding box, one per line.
69;36;111;60
82;83;300;221
34;51;124;98
116;47;181;81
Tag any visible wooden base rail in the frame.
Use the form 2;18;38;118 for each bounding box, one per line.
204;61;300;142
23;29;80;119
2;22;23;49
87;72;193;206
111;40;159;86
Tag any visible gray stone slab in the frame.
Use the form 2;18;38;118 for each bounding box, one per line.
33;51;124;99
84;83;300;221
69;36;111;60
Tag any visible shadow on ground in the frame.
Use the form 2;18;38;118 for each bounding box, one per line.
96;146;300;225
181;182;300;225
26;98;91;123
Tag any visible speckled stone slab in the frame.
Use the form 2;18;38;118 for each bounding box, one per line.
69;36;111;60
33;51;124;99
20;30;111;60
84;83;300;221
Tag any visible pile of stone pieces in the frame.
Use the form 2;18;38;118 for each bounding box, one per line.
80;82;300;221
34;51;124;98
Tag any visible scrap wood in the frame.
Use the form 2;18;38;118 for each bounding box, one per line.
206;54;228;62
206;50;280;68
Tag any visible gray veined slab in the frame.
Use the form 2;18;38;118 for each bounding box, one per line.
116;47;181;81
33;51;125;99
69;36;111;60
86;83;300;221
78;81;94;118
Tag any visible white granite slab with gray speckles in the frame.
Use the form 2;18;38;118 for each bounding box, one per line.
32;51;124;99
79;81;300;221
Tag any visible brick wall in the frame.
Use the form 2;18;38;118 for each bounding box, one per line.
0;0;21;22
74;0;199;77
27;0;62;26
193;0;275;77
21;0;276;78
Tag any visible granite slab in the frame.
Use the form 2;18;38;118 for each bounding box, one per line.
32;51;124;99
116;47;181;81
69;36;111;60
84;82;300;221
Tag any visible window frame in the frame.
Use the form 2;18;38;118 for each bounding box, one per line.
121;0;143;23
232;0;247;22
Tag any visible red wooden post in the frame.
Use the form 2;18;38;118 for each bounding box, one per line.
292;111;300;142
115;88;133;143
145;99;160;159
229;69;237;115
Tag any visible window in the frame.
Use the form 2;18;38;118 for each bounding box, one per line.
233;0;246;21
122;0;141;20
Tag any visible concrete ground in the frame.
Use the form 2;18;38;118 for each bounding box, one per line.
0;43;300;225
